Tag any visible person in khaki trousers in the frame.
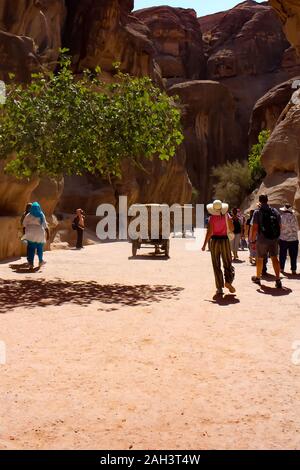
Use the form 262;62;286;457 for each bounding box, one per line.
202;200;236;296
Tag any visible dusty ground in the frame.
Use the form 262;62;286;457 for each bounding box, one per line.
0;237;300;450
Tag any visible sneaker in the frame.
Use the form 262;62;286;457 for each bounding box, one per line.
225;282;236;293
252;276;261;286
28;264;34;271
216;289;223;295
275;279;283;288
39;261;46;267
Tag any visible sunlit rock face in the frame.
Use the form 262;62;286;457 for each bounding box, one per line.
62;0;161;81
134;6;205;87
247;76;300;215
199;0;300;159
254;0;300;217
270;0;300;55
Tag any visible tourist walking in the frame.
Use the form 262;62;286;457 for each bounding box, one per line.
202;200;236;295
279;203;299;274
230;208;242;260
22;202;49;270
20;203;32;226
73;209;85;249
246;210;256;264
20;202;32;264
250;195;282;288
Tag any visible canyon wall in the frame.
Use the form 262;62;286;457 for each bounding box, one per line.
1;0;300;258
199;0;300;158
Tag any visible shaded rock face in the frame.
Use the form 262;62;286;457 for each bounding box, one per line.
168;81;238;202
199;0;300;158
59;155;192;215
63;0;160;81
134;7;205;86
0;0;65;81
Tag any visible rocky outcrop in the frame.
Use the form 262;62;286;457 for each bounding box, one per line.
248;81;300;215
199;0;300;158
0;160;64;259
134;7;205;86
270;0;300;55
0;0;65;82
261;105;300;176
249;77;300;146
246;1;300;216
63;0;160;81
168;81;238;202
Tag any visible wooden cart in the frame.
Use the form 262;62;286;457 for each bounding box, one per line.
129;204;170;258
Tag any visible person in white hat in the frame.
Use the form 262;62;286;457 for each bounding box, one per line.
202;200;236;296
279;203;299;274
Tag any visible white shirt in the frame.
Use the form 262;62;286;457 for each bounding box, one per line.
23;214;48;243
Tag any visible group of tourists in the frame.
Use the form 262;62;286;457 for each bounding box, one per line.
202;195;299;296
20;204;85;270
19;196;299;295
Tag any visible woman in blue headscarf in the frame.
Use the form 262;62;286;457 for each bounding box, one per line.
22;202;49;269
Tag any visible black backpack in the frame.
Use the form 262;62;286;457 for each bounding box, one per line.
233;217;242;234
259;207;280;240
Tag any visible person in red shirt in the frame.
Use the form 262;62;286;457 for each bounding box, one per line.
202;200;236;296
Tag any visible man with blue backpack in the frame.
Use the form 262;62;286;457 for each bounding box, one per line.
250;194;282;288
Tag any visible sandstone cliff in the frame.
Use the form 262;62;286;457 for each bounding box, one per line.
134;6;205;87
199;0;300;158
248;2;300;216
168;81;239;202
0;0;65;82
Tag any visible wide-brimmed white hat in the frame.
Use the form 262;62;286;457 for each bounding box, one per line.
207;200;229;215
280;204;295;213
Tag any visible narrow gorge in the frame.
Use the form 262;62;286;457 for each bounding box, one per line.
0;0;300;259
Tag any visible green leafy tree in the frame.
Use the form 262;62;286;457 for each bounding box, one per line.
248;130;270;186
212;160;252;208
0;54;183;179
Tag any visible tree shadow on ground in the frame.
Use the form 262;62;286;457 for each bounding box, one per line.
0;279;183;314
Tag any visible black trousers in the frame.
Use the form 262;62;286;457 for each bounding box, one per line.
279;240;299;272
76;228;84;248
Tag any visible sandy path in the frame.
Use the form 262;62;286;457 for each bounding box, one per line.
0;239;300;450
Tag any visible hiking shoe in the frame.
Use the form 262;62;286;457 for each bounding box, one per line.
275;279;283;289
252;276;261;286
225;282;236;293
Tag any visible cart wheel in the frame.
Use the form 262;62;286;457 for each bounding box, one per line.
132;241;138;257
164;239;170;258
